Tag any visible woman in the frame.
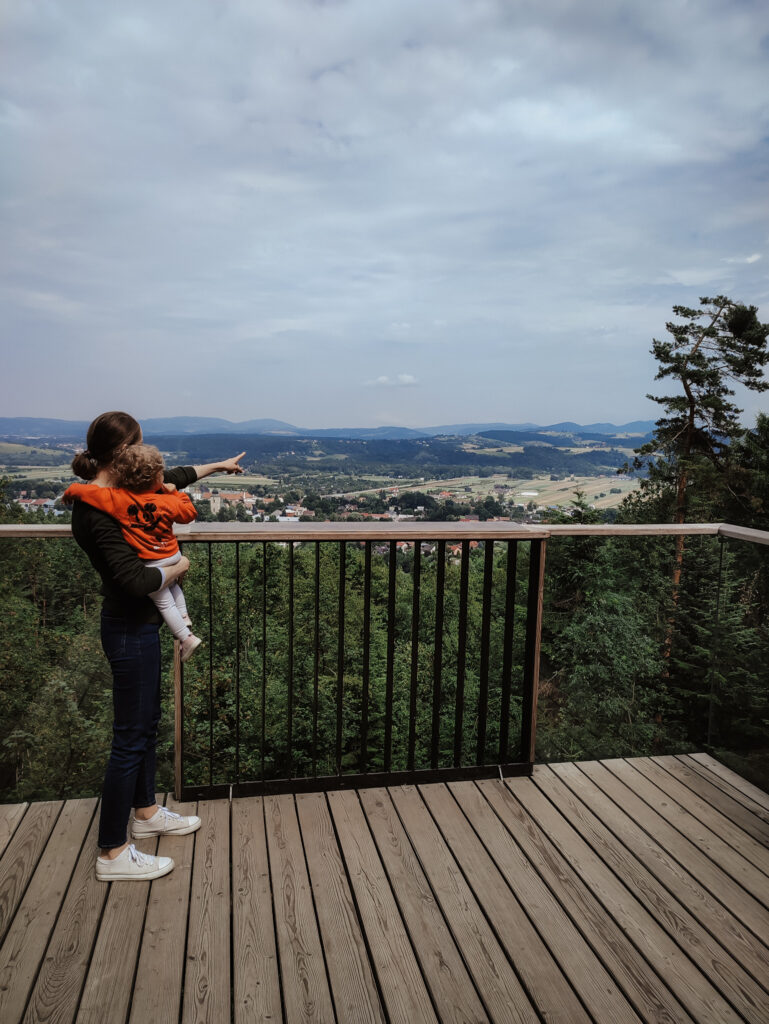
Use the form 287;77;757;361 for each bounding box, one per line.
69;411;244;881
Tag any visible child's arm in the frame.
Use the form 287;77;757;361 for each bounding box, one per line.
162;489;198;525
193;452;245;480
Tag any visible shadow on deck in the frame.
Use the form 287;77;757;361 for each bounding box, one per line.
1;754;768;1023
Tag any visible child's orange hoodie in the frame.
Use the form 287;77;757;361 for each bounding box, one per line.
64;482;197;559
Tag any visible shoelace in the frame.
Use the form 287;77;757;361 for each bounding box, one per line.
158;807;182;822
127;844;153;866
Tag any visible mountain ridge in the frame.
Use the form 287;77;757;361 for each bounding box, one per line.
0;416;656;439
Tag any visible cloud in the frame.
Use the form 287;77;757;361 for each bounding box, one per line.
723;253;763;265
1;1;768;424
365;374;419;388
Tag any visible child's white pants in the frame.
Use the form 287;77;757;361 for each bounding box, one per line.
146;551;191;640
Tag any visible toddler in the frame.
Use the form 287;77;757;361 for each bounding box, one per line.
65;443;202;661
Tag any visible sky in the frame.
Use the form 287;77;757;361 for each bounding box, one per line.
2;0;768;429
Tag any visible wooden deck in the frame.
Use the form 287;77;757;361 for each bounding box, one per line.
1;754;768;1023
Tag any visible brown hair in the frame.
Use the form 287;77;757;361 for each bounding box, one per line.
111;443;165;492
71;411;142;480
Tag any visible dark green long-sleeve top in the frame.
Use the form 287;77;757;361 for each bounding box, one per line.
70;466;197;623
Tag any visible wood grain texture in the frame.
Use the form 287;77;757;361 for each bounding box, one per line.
454;780;642;1024
0;804;27;859
681;753;769;816
551;761;769;995
649;755;769;850
687;753;769;813
22;807;107;1024
182;798;231;1024
297;791;384;1024
327;788;439;1024
266;793;335;1024
477;776;694;1024
390;785;540;1024
232;796;282;1024
359;787;487;1024
605;758;769;906
577;759;769;952
77;833;161;1024
0;798;95;1024
0;800;61;947
419;782;591;1024
534;766;769;1024
507;774;745;1024
129;797;198;1024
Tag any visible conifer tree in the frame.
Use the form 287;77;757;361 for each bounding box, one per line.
631;296;769;655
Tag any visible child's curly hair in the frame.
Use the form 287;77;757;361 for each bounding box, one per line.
111;443;165;491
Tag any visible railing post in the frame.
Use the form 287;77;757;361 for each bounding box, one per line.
174;639;182;801
520;538;547;766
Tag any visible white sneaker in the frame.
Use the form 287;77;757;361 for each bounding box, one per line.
180;633;202;663
96;843;174;882
132;805;202;839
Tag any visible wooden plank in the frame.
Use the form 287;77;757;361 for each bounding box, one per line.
129;798;198;1024
507;774;746;1024
182;798;231;1024
297;792;384;1024
266;793;335;1024
477;776;694;1024
687;752;769;813
0;800;61;946
657;755;769;841
679;753;769;815
577;759;769;952
0;803;27;859
718;522;769;546
389;786;539;1024
419;782;591;1024
232;796;282;1024
77;833;160;1023
610;758;769;899
21;807;106;1024
359;787;487;1024
176;521;551;542
327;789;439;1023
454;780;643;1024
552;761;769;996
0;798;95;1024
534;766;769;1024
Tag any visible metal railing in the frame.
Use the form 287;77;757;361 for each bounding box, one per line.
2;520;767;800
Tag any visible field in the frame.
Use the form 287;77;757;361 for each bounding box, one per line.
343;472;640;509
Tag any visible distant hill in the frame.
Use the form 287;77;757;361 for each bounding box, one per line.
0;416;656;440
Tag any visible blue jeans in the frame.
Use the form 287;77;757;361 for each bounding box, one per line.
98;614;162;849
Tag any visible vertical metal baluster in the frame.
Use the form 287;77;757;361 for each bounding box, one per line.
235;541;241;787
476;539;494;765
261;541;267;782
384;540;396;772
707;536;725;747
176;546;184;799
408;541;421;773
361;541;371;774
431;540;445;769
313;541;320;778
287;541;294;779
454;540;469;767
207;542;214;787
498;540;518;763
521;539;546;765
336;541;346;776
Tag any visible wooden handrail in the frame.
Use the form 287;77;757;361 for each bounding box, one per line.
0;520;751;541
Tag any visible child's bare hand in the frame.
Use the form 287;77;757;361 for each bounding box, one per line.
164;482;178;492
